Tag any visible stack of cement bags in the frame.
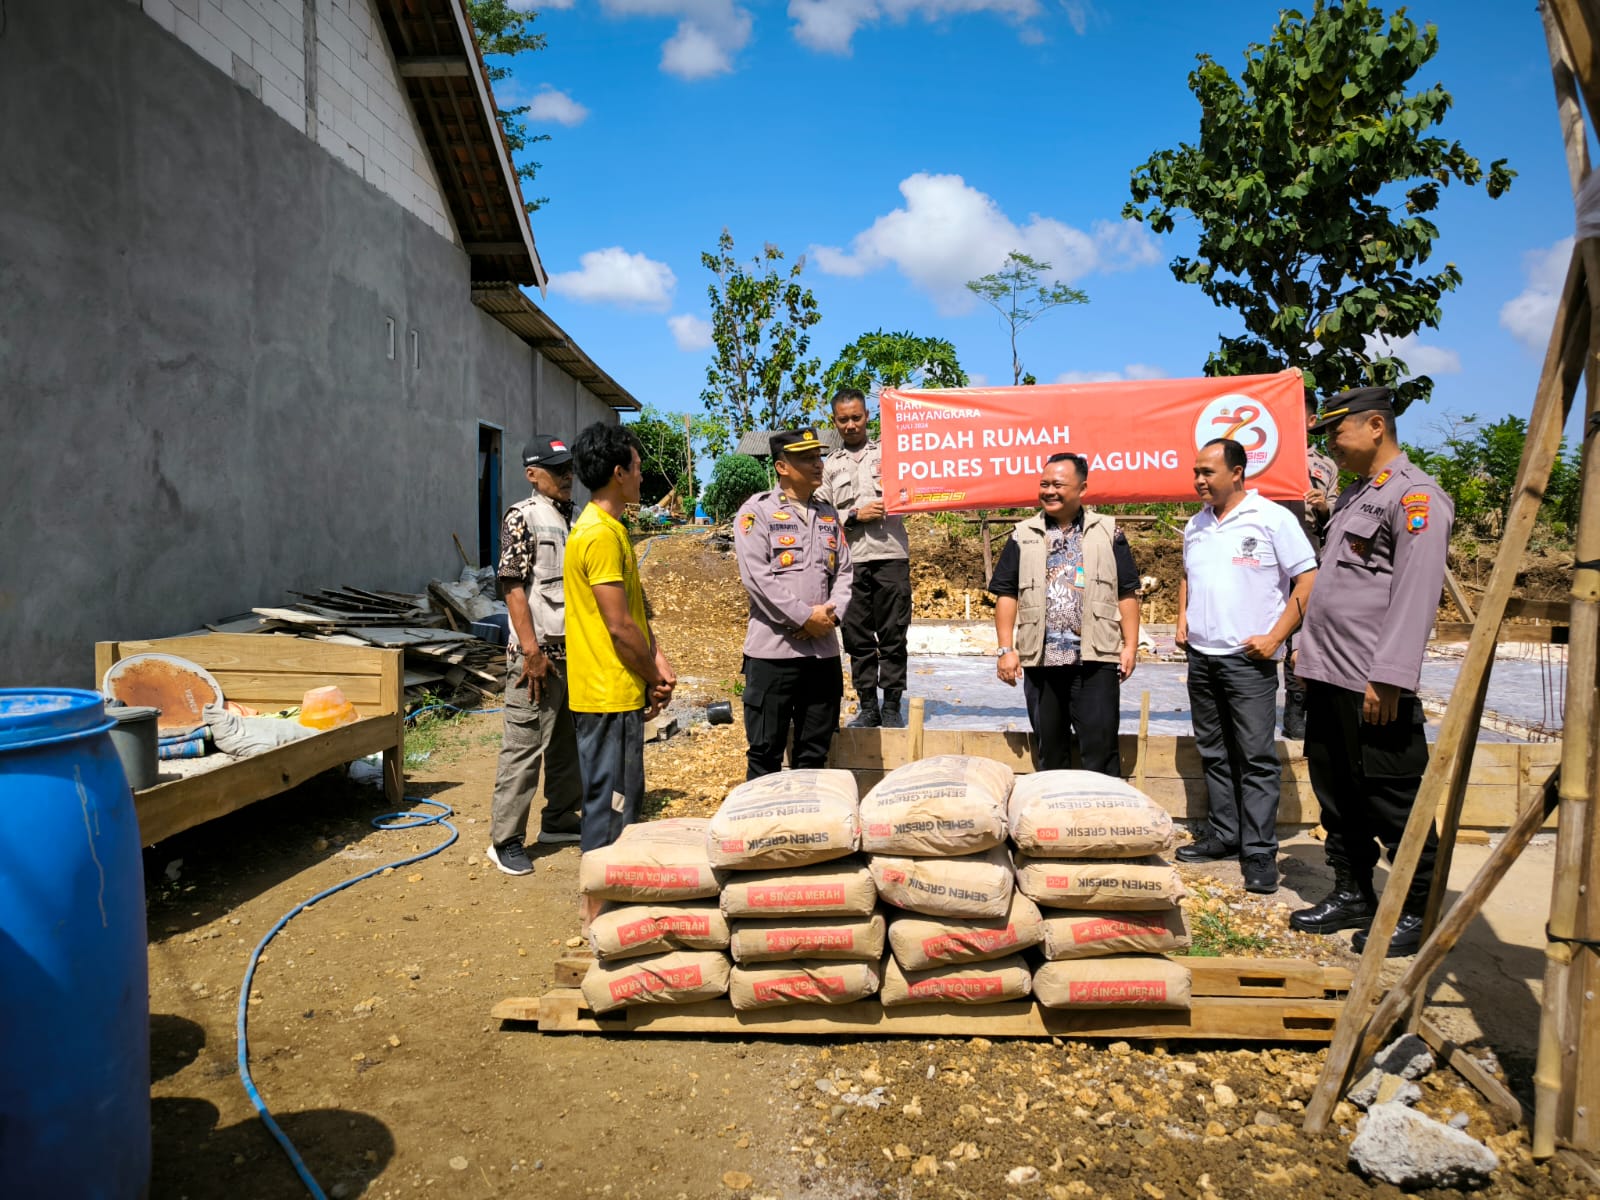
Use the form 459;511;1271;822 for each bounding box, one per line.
863;756;1036;1007
1011;771;1193;1010
577;818;731;1014
713;770;884;1010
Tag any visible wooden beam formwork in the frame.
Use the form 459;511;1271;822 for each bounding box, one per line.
827;728;1562;831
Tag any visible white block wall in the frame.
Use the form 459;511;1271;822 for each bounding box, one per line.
133;0;457;243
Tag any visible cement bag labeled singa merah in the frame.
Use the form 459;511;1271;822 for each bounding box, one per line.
579;818;723;901
1038;907;1190;960
707;768;859;870
588;901;730;961
880;953;1033;1007
719;858;877;918
859;754;1013;857
1033;956;1192;1010
580;950;731;1014
728;912;885;963
870;845;1014;919
1014;854;1186;911
887;891;1045;971
729;959;880;1011
1008;770;1174;858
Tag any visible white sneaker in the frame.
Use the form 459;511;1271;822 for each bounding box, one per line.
486;839;534;876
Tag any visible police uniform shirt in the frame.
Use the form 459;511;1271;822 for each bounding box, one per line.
818;440;910;562
733;488;853;659
1294;453;1453;695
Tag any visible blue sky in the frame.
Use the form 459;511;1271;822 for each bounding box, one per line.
493;0;1586;449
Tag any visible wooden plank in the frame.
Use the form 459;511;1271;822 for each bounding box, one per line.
1505;597;1571;622
104;633;390;678
132;716;396;845
1418;1019;1523;1127
492;989;1343;1041
1434;622;1569;644
203;672;384;708
554;955;592;987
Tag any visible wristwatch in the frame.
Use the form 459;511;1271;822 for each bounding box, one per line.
995;647;1015;658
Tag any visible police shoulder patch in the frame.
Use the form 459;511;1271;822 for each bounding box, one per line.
739;512;755;534
1407;511;1428;534
1401;491;1430;506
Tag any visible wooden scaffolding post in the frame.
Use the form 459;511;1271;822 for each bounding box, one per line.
1302;243;1595;1135
1535;0;1600;1159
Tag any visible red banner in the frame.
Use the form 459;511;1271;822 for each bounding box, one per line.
879;370;1308;512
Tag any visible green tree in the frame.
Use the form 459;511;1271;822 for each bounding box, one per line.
822;330;969;397
965;251;1089;385
1403;413;1581;538
702;454;770;523
1122;0;1512;411
629;407;693;506
466;0;549;214
699;230;823;453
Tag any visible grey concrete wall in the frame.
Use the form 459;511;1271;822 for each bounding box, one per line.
0;0;615;686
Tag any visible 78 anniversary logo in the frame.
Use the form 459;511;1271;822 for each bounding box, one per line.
1194;394;1280;478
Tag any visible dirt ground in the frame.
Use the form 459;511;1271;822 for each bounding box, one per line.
144;525;1592;1200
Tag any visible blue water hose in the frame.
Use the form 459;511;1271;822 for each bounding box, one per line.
235;702;500;1197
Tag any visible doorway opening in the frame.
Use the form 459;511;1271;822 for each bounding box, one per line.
478;424;502;568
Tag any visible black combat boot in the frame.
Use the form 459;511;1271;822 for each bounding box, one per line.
1288;867;1376;934
880;690;905;728
1282;686;1307;740
848;691;881;728
1353;912;1424;956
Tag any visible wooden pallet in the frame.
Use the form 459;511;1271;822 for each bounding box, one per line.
492;957;1350;1042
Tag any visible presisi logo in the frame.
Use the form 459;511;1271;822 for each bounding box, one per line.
1195;395;1280;478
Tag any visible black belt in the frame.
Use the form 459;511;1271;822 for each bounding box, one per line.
512;643;565;660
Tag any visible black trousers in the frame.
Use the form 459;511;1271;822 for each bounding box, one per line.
1187;650;1283;857
1303;680;1438;911
841;558;912;696
742;655;844;780
1022;662;1121;776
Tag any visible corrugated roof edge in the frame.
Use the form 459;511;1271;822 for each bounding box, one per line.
472;286;641;412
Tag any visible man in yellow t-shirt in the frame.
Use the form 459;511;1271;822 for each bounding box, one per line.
564;423;676;873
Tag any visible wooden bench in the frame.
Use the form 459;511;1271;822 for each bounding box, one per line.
95;633;405;845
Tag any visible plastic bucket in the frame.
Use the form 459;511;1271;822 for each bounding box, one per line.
107;704;160;791
0;689;151;1198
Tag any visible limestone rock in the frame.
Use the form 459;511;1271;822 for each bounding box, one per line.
1349;1068;1422;1110
1373;1032;1436;1081
1349;1103;1498;1190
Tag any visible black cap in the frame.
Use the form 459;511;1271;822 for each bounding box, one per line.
522;435;573;467
768;428;826;459
1309;386;1395;433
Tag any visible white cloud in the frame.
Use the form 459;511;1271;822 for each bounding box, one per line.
1499;238;1572;355
526;86;589;127
810;173;1159;313
1054;363;1167;384
1061;1;1093;36
967;371;990;387
600;0;754;79
789;0;1043;55
547;247;677;310
668;313;713;350
1365;332;1462;377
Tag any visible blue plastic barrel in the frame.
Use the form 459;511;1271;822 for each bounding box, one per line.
0;689;151;1198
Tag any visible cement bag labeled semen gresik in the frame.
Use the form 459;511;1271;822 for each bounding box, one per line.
579;818;723;901
870;845;1014;919
1033;956;1192;1010
859;754;1013;856
580;950;732;1014
1008;770;1174;858
708;769;859;870
1038;907;1190;960
719;858;877;918
1014;854;1186;911
880;953;1033;1007
887;891;1045;971
588;901;731;961
728;959;880;1011
728;913;886;963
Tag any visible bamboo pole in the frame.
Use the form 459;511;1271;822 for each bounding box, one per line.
1359;769;1562;1064
1303;251;1594;1134
1533;3;1600;1155
1135;690;1151;795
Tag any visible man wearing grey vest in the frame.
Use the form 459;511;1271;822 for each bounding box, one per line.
987;453;1142;775
486;436;585;877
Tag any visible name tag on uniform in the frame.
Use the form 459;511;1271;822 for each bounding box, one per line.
1073;565;1086;589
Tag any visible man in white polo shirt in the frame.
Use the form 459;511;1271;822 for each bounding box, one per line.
1176;438;1318;894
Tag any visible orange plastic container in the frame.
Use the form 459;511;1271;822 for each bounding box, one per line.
298;686;359;731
